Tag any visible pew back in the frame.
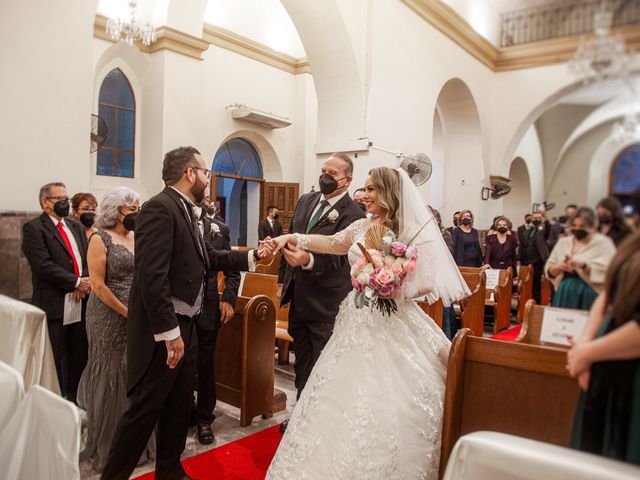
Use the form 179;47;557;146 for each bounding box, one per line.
516;265;533;323
458;271;486;336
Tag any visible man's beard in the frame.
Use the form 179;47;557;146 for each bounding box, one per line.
192;178;207;204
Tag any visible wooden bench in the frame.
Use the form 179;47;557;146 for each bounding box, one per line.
439;328;579;477
459;267;513;335
458;271;486;336
515;264;533;323
214;294;280;426
516;299;543;344
417;298;444;329
541;275;553;306
256;251;282;276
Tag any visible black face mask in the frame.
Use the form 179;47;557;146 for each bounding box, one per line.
572;229;588;240
207;206;216;216
79;213;95;228
598;215;612;225
273;213;280;220
318;173;346;195
461;218;472;226
122;212;139;232
497;226;508;234
53;199;70;218
532;219;542;226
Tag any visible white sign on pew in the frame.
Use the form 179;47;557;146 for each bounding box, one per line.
539;306;589;347
485;269;500;290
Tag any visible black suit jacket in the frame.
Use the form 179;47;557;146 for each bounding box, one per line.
126;187;250;392
258;218;283;241
22;213;89;320
198;217;240;331
278;192;365;323
519;227;550;264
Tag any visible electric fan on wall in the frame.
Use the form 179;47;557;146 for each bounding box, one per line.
90;114;108;153
399;153;433;186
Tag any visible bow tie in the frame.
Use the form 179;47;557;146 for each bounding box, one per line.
192;206;202;220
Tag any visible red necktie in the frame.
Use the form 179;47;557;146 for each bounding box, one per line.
57;221;80;276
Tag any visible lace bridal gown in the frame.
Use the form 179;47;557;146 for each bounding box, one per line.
266;177;470;480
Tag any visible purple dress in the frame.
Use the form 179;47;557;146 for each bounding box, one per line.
483;234;518;276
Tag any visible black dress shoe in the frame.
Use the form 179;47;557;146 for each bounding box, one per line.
280;420;289;433
197;423;214;444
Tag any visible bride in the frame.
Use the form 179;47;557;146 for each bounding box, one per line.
266;167;470;479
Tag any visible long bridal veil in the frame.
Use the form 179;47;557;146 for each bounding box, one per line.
395;168;470;306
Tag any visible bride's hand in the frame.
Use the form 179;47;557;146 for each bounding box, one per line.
273;234;296;253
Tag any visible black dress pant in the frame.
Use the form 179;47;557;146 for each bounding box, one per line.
101;316;197;480
47;317;88;402
529;261;544;304
194;323;218;425
287;299;334;399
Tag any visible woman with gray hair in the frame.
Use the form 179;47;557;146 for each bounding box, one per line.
77;187;154;472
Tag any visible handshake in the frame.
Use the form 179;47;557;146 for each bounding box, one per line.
256;234;308;267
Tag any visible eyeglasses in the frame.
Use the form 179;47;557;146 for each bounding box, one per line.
191;167;212;180
46;196;69;202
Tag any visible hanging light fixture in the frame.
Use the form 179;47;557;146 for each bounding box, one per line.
106;0;156;47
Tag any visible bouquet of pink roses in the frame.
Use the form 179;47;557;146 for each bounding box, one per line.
350;226;419;315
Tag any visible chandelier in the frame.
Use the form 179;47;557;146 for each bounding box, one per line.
106;0;156;47
569;9;629;83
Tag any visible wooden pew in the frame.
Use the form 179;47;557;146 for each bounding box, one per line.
515;264;533;323
516;299;543;345
439;328;580;478
460;267;513;335
458;271;486;336
214;294;278;426
417;298;444;329
256;251;282;276
541;275;553;306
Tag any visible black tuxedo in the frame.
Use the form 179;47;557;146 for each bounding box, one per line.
258;217;283;240
193;216;240;425
102;187;250;480
519;225;550;304
278;191;364;396
22;213;88;400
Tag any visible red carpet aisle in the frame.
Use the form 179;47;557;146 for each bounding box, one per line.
490;324;522;341
134;424;284;480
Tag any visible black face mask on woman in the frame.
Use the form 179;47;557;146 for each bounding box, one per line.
461;218;472;226
572;229;588;240
496;226;508;234
79;213;95;228
122;212;139;232
318;174;346;195
53;199;70;218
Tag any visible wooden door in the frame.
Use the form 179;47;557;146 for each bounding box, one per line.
260;182;299;234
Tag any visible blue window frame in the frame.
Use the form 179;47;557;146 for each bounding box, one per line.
611;143;640;195
212;138;263;179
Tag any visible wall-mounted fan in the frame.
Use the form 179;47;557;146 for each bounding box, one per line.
91;114;108;153
481;176;512;200
399;153;433;186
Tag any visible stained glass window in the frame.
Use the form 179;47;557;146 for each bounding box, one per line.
212;138;263;179
611;144;640;195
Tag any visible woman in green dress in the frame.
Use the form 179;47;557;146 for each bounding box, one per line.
567;230;640;464
545;207;616;310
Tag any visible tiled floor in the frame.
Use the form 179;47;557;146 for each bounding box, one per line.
80;356;297;480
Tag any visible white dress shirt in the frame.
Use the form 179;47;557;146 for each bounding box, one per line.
48;215;83;287
302;191;348;270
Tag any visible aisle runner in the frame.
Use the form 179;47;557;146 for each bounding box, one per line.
134;424;283;480
490;324;522;341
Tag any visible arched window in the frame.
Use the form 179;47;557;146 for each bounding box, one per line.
97;68;135;178
212;138;263;179
610;143;640;196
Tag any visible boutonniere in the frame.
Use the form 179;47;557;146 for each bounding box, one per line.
207;222;220;238
327;210;339;223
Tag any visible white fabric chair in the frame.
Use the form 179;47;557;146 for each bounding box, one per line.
0;385;80;480
0;361;24;433
443;431;640;480
0;294;59;393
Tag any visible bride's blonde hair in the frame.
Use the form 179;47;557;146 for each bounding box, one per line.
368;167;400;234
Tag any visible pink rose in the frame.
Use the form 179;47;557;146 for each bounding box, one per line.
403;258;417;273
375;268;394;285
355;256;367;270
406;245;418;259
390;263;403;275
377;285;394;297
390;242;407;256
351;276;362;291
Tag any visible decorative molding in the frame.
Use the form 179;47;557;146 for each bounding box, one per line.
202;24;310;75
401;0;640;72
94;14;210;60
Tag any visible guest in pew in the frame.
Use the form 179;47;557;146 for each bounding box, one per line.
567;230;640;465
596;196;631;247
191;204;240;445
482;216;518;277
258;204;283;241
71;192;98;240
545;207;616;310
77;187;155;473
22;182;90;402
547;204;577;251
101;147;274;480
451;209;483;267
447;210;461;233
519;210;550;304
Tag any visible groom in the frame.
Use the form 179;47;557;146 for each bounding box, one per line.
102;147;273;480
278;153;365;402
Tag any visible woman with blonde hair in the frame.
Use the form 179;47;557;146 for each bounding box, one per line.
266;167;469;479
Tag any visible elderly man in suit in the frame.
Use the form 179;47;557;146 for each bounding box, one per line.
22;182;90;402
278;153;365;405
191;209;240;444
101;147;274;480
258;205;283;241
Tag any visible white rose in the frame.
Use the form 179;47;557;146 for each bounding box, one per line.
362;263;374;274
210;223;220;235
328;210;339;223
357;272;370;285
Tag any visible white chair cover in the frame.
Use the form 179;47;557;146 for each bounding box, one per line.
0;385;80;480
0;294;60;394
443;431;640;480
0;361;24;433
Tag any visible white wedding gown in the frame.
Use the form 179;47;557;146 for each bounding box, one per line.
266;218;451;480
